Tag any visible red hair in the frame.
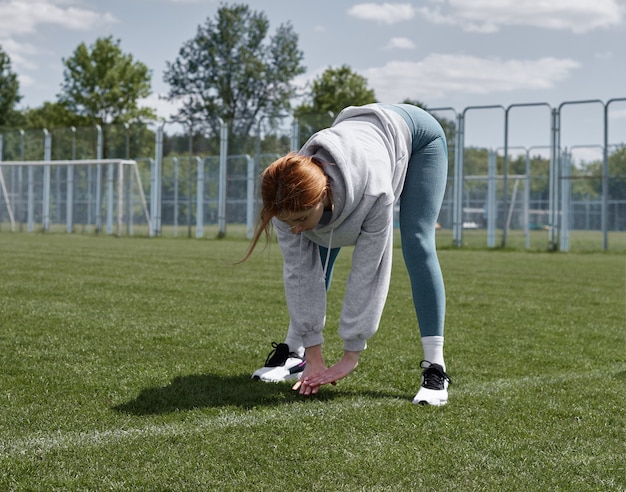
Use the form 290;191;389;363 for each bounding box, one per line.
238;152;327;262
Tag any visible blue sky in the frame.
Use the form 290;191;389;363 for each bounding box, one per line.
1;0;625;151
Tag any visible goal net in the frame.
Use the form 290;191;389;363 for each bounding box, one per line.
0;159;150;236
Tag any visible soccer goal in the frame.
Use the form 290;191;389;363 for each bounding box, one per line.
0;159;150;236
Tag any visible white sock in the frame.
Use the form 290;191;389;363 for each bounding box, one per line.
286;344;305;358
421;336;445;370
284;326;305;357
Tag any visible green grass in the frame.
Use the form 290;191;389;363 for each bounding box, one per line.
6;220;626;253
0;233;624;491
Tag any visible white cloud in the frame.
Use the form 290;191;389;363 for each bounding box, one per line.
347;3;417;24
385;37;415;50
0;38;40;70
139;93;183;123
0;0;118;96
364;54;582;102
17;73;36;89
612;108;626;118
594;51;613;60
419;0;624;33
0;0;117;37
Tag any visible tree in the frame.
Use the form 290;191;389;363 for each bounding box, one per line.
0;46;22;129
580;146;626;199
305;65;376;115
58;36;155;126
294;65;376;143
22;101;88;130
163;3;305;148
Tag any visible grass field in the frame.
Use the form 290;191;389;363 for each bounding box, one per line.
0;232;624;491
5;221;626;253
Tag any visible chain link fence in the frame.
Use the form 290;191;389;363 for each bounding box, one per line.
1;100;625;251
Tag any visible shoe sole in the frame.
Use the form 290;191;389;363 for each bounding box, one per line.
414;399;447;406
252;372;302;383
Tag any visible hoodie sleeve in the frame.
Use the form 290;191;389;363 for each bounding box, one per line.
339;196;394;352
274;219;328;348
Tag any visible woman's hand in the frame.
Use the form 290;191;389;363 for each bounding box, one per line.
293;348;360;396
291;344;326;394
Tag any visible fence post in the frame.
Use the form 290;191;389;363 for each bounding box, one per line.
217;118;228;238
548;109;560;250
42;129;51;232
173;157;179;237
116;160;123;237
149;157;161;237
524;150;531;249
487;149;497;247
291;118;300;151
452;113;464;246
560;149;571;252
0;133;16;232
24;130;35;232
603;102;609;251
246;154;255;238
196;156;204;238
95;125;103;233
151;123;165;237
67;127;75;233
106;158;114;235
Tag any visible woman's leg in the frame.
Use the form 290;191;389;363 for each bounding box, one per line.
393;105;448;342
400;140;447;342
390;105;451;405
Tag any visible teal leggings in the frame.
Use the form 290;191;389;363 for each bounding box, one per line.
319;104;448;338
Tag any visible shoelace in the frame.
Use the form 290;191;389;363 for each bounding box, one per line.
420;360;452;390
264;342;302;367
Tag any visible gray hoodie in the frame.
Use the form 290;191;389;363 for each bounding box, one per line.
274;104;412;352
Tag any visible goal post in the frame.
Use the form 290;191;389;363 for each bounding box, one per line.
0;159;150;236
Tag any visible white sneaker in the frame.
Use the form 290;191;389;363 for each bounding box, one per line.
252;342;306;383
412;361;451;406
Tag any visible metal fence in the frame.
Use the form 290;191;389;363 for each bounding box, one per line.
1;98;625;252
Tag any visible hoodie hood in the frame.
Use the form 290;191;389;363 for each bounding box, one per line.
298;104;411;247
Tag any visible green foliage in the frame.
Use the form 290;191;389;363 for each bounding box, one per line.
0;46;22;129
59;36;155;126
21;101;89;130
300;64;377;116
294;65;377;142
163;3;305;150
579;146;626;199
0;234;624;490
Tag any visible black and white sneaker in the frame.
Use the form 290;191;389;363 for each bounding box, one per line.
412;360;451;406
251;342;306;383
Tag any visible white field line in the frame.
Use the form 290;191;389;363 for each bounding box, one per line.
0;370;611;458
0;398;388;458
0;412;282;458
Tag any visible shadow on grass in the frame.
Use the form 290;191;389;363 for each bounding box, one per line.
113;373;403;415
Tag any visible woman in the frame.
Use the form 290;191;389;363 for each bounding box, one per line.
243;103;451;405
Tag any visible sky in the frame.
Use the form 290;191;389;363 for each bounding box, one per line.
1;0;626;153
